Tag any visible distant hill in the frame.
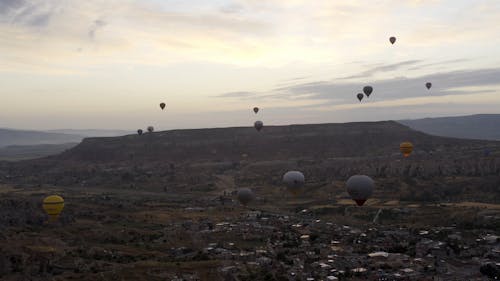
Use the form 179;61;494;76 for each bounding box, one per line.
0;143;78;161
398;114;500;140
0;129;83;148
47;129;130;137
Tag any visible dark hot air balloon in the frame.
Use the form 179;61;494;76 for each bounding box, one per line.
237;188;255;206
389;36;396;44
253;107;259;114
160;103;166;110
137;129;143;135
426;82;432;90
363;86;373;97
254;120;263;132
357;93;364;102
147;126;154;133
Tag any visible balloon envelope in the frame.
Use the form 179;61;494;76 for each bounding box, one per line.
357;93;364;102
237;188;255;206
363;86;373;97
137;129;143;135
389;36;396;44
283;171;305;195
400;142;414;157
426;82;432;90
160;103;166;110
346;175;374;206
147;126;154;133
43;195;64;221
254;121;263;131
253;107;259;114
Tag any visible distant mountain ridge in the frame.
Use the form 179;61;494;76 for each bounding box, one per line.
0;128;83;148
397;114;500;140
48;129;130;137
0;128;131;148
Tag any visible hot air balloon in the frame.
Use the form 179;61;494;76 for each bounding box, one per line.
254;121;263;132
400;142;413;157
389;36;396;44
346;175;374;206
363;86;373;97
425;82;432;90
137;129;143;135
160;103;166;110
147;126;154;133
357;93;364;102
237;188;255;206
283;171;305;196
253;107;259;114
43;195;64;221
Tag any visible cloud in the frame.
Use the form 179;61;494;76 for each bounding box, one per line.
268;67;500;106
215;91;258;98
0;0;25;15
339;60;422;80
0;0;54;27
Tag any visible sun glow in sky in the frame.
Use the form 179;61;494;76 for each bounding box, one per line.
1;0;500;130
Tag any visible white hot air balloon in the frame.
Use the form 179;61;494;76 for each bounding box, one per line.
283;171;305;196
346;175;374;206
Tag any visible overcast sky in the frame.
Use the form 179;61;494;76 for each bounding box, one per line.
1;0;500;130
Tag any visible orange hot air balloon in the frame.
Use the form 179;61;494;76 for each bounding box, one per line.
400;142;414;157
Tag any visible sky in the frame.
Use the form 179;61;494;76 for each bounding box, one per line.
1;0;500;131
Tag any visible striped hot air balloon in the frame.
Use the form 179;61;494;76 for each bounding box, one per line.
400;142;414;157
43;195;65;222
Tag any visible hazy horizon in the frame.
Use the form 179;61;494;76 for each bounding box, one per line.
2;0;500;130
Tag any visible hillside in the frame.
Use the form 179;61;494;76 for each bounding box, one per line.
0;128;83;147
398;114;500;140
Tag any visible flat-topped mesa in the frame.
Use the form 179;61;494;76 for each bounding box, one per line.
54;121;491;163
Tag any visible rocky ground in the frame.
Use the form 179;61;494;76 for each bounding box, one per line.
0;183;498;281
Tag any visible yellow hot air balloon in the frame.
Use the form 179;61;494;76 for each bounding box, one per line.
400;142;414;157
43;195;65;222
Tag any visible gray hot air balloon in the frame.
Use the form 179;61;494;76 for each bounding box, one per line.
389;36;396;44
147;126;154;133
237;188;255;206
357;93;364;102
137;129;143;135
253;107;259;114
283;171;305;196
254;120;263;132
425;82;432;90
363;86;373;97
346;175;374;206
